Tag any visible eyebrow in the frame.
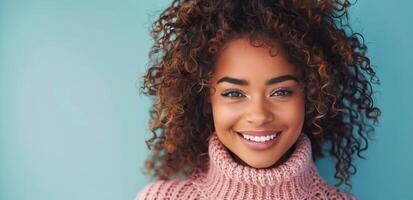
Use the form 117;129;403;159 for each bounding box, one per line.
216;75;299;85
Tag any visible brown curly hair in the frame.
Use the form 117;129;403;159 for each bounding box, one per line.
139;0;381;191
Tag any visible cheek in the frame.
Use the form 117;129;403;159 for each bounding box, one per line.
211;99;243;131
280;98;305;127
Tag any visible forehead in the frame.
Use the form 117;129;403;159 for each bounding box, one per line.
212;38;297;83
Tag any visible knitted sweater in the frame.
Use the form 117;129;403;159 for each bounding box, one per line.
135;132;356;200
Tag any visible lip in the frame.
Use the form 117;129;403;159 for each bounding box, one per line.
237;130;281;136
236;130;282;151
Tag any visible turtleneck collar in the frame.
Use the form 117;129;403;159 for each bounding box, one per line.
210;131;312;186
191;131;320;199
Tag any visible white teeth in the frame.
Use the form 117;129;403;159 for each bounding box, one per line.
254;136;260;141
241;132;279;143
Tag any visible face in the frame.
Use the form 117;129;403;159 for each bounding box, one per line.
209;38;305;168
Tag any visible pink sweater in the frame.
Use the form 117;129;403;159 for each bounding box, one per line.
136;132;356;199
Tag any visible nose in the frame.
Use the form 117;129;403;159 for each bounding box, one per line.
244;97;274;126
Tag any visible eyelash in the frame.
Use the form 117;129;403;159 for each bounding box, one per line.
221;88;293;98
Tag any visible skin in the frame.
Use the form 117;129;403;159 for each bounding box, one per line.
209;38;306;168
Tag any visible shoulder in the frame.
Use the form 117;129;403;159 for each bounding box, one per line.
310;184;356;200
310;179;358;199
134;179;199;200
310;176;357;200
324;187;358;200
308;164;358;199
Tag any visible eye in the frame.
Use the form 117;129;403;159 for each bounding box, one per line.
221;89;246;98
270;89;293;97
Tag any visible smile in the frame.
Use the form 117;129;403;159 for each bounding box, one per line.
236;131;281;143
235;130;282;151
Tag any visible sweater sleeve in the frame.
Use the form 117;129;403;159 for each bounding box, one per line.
134;179;198;200
134;182;155;200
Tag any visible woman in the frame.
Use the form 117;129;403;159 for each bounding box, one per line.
136;0;381;199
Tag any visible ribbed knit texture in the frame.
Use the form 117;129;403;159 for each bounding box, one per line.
136;132;357;200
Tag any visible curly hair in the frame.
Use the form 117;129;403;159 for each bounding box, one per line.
139;0;381;191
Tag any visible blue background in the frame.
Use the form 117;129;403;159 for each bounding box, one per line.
1;0;411;199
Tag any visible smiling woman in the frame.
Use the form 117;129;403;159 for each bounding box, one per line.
209;38;305;169
136;0;381;199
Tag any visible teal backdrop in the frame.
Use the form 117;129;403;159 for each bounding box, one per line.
1;0;412;199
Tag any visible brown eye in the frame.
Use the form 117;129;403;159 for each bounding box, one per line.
221;89;246;98
270;89;293;97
